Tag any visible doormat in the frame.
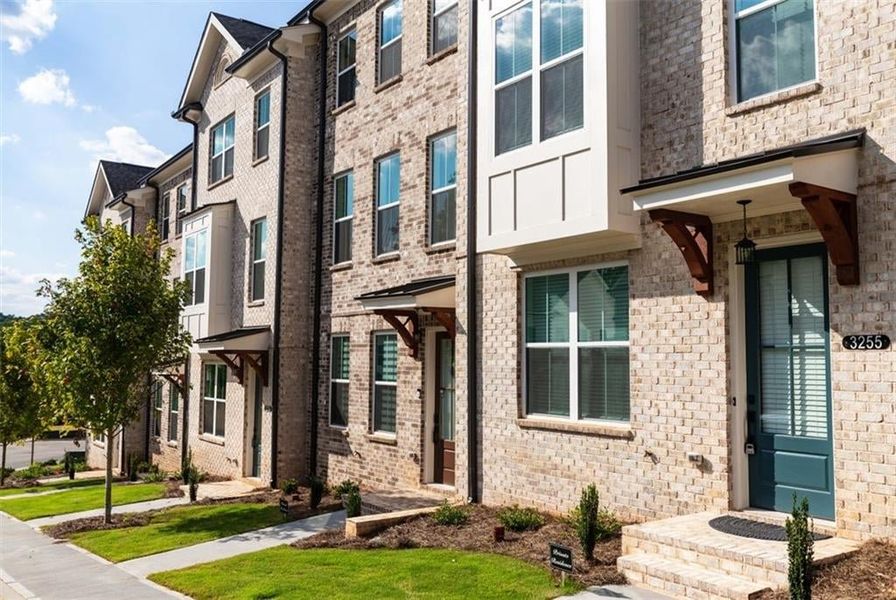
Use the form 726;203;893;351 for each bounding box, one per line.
708;515;831;541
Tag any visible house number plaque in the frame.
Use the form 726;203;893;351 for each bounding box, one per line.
842;334;891;350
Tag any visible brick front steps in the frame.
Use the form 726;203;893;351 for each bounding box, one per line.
619;512;860;600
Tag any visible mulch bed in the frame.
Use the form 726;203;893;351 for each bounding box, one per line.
759;540;896;600
293;504;626;588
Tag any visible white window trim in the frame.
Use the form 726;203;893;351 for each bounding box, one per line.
333;171;353;264
336;30;357;106
431;0;459;54
210;115;235;183
168;385;179;443
250;218;266;302
329;334;350;429
372;331;398;436
183;229;208;307
728;0;819;105
429;131;457;245
203;363;227;438
537;1;585;142
375;154;400;257
254;89;271;160
378;0;403;82
152;381;163;438
521;260;630;424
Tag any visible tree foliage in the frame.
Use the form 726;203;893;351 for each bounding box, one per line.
37;217;190;520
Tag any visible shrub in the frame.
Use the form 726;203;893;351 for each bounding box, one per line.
573;484;600;560
332;479;360;500
13;463;47;480
785;495;814;600
498;505;545;532
433;502;469;526
186;465;201;502
309;476;326;508
143;469;168;483
72;459;88;473
343;488;362;518
281;478;300;495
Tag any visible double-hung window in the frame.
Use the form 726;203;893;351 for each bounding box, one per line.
524;264;630;421
495;3;533;154
250;218;267;302
152;381;163;438
375;153;400;255
372;332;398;434
431;0;458;55
175;184;188;235
168;384;179;442
337;30;357;106
429;131;457;245
333;172;353;264
158;192;170;240
184;230;207;306
255;90;270;160
330;335;350;427
378;0;402;83
202;363;227;437
540;0;584;139
734;0;816;102
210;115;235;183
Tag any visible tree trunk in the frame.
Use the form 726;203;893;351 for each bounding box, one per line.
104;428;114;524
1;442;7;486
30;437;35;465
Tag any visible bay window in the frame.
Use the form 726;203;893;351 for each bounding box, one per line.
184;229;207;306
524;264;630;421
375;153;400;255
334;172;353;264
330;335;350;427
210;115;235;183
202;363;227;437
372;332;397;434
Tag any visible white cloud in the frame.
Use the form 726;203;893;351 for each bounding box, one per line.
79;126;169;169
80;104;97;113
18;68;76;106
0;0;56;54
0;133;21;146
0;250;15;258
0;264;64;316
32;209;47;221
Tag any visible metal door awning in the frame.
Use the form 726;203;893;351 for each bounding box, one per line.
195;326;271;386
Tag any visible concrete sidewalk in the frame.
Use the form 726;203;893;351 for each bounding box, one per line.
559;584;674;599
119;510;346;577
0;513;180;600
25;496;189;529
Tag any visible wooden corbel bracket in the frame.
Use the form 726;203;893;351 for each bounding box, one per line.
648;209;714;297
210;350;270;386
159;371;187;398
789;181;859;285
375;309;420;358
423;307;456;338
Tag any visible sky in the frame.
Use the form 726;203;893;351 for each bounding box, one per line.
0;0;310;316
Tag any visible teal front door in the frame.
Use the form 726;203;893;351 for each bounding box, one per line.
745;243;834;520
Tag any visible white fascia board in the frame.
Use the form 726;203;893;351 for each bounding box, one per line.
196;330;271;353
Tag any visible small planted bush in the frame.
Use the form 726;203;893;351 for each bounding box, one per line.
498;505;545;532
13;463;48;480
785;495;814;600
186;465;201;502
343;488;362;518
433;502;469;526
569;484;621;560
332;479;360;500
281;478;300;496
309;476;326;509
143;469;168;483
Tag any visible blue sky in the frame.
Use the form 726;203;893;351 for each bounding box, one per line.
0;0;309;315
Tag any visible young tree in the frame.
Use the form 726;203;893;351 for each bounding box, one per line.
38;218;190;522
0;319;50;485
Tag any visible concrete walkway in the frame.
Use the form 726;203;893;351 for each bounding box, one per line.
26;496;189;528
559;584;674;599
0;513;180;600
119;510;346;577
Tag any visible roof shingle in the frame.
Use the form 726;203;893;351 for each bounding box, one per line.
100;161;154;198
211;13;275;50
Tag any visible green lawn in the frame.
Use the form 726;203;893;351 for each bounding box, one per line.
150;547;578;599
69;503;295;562
0;481;166;520
0;477;106;498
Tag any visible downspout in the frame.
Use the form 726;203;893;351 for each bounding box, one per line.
267;34;288;488
120;194;137;237
466;0;479;503
307;9;328;478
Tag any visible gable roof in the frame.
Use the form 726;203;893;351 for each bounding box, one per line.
138;144;193;186
100;161;154;198
210;13;274;49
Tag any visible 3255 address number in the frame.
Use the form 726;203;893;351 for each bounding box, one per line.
842;334;891;350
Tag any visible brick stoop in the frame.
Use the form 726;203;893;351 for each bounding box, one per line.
619;512;861;600
360;488;448;515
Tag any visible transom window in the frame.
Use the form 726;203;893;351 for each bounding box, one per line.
375;153;400;256
432;0;458;55
524;264;630;421
333;172;354;264
175;184;188;235
255;90;271;160
372;332;398;434
202;363;227;437
168;384;179;442
184;229;207;306
330;335;350;428
152;380;163;438
158;192;170;240
210;115;235;183
379;0;403;83
337;30;357;106
250;218;267;302
734;0;816;102
429;131;457;245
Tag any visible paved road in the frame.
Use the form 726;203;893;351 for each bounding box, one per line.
0;513;180;600
4;439;83;469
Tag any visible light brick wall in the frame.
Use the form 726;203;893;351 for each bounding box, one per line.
315;0;470;497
